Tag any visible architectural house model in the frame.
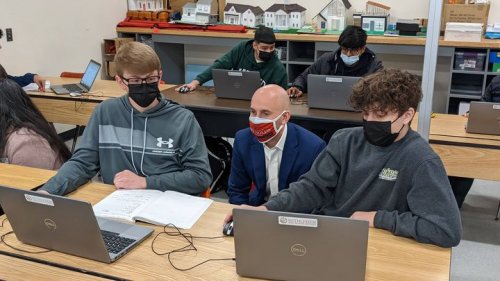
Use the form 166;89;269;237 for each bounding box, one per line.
264;3;306;30
224;3;264;27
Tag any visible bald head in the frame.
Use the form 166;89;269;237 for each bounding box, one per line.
251;85;290;113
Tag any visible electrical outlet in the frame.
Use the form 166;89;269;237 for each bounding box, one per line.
6;28;13;42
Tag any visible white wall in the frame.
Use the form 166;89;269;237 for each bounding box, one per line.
0;0;127;78
228;0;500;25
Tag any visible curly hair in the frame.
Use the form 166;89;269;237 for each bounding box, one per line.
350;69;422;114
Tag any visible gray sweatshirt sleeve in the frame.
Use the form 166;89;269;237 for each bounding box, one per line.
374;157;462;247
41;107;101;195
264;139;339;212
145;114;212;194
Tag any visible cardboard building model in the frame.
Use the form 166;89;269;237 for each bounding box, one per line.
224;3;264;27
313;0;352;32
264;3;306;30
181;0;218;24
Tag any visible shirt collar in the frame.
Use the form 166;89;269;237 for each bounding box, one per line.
264;123;288;152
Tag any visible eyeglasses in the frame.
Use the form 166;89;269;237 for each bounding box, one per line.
120;75;160;85
340;47;364;56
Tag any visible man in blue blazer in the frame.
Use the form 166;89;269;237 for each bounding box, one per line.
227;85;326;206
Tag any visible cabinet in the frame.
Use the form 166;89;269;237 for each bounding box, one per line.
447;48;500;114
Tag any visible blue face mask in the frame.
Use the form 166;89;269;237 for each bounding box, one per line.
340;53;360;66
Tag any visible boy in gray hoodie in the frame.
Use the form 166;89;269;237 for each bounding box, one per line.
225;69;462;248
41;42;212;195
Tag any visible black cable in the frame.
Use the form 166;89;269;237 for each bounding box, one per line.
151;223;235;271
0;218;52;254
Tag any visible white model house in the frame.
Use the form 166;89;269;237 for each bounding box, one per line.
264;4;306;30
129;0;165;11
224;4;264;27
195;0;218;24
181;0;218;24
313;0;351;31
181;3;197;22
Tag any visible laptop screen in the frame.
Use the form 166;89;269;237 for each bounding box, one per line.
80;60;101;90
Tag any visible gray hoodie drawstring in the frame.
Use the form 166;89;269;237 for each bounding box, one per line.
130;109;150;177
140;117;149;177
130;109;139;175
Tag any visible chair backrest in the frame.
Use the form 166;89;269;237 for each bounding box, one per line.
60;72;84;79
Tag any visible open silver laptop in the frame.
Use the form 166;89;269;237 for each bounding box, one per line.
466;102;500;135
233;209;369;281
51;59;101;94
212;69;261;100
0;185;153;263
307;74;361;111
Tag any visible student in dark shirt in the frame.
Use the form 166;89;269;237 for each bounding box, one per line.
0;63;45;91
287;25;383;97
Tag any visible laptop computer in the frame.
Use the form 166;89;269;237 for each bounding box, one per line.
307;74;361;111
0;185;153;263
233;209;369;281
466;101;500;135
51;59;101;94
212;69;261;100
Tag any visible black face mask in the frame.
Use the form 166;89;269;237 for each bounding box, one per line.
258;50;274;62
363;117;405;147
128;82;160;108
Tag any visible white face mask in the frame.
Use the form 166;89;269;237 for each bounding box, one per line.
340;53;360;66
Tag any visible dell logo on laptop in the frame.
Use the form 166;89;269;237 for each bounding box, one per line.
44;218;57;230
290;244;307;256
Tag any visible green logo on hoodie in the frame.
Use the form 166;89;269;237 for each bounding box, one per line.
379;168;399;181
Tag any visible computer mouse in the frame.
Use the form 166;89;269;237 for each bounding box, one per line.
223;220;234;236
179;86;190;94
69;92;82;97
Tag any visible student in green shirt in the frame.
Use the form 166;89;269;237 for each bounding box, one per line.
176;26;288;92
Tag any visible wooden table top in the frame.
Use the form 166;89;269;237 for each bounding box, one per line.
0;254;109;281
27;77;175;102
0;164;451;281
116;27;500;48
415;113;500;148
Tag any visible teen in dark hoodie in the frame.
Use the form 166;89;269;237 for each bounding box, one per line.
175;26;288;92
40;42;212;195
288;25;383;98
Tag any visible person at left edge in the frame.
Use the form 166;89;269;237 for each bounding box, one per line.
40;42;212;195
0;63;46;91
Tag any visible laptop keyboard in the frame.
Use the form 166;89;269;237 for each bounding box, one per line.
63;83;84;93
101;230;136;254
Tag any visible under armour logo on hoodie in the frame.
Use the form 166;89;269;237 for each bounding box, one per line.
157;137;174;148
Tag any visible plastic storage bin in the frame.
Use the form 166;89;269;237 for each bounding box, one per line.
454;52;486;71
489;51;500;63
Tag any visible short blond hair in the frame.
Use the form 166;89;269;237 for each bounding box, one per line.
114;42;161;76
